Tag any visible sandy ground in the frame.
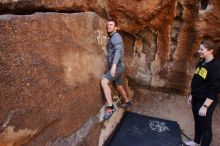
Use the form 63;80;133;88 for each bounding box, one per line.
129;88;220;146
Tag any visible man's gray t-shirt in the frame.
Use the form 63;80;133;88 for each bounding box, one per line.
107;32;125;69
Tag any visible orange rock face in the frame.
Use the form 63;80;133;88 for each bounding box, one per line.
121;0;220;94
0;0;220;145
0;12;107;145
0;0;87;12
108;0;177;33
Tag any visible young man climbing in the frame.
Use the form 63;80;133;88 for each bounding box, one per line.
185;37;220;146
101;20;131;121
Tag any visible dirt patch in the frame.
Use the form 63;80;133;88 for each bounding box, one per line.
130;88;220;146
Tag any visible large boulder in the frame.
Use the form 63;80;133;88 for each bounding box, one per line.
0;0;87;12
195;0;220;55
0;1;220;144
124;0;220;94
0;0;108;18
0;12;107;145
1;0;220;94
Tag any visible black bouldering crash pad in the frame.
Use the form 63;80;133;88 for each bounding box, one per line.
105;112;182;146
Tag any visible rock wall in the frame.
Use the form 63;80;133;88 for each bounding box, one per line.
122;0;220;94
0;12;107;145
0;0;220;145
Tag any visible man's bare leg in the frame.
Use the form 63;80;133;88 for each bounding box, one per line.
116;85;129;102
101;78;113;106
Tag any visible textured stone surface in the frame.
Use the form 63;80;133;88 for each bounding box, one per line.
0;12;107;145
0;0;220;145
50;116;101;146
108;0;177;33
1;0;219;93
165;0;220;93
195;0;220;57
0;0;108;18
78;121;102;146
0;0;87;12
123;0;220;94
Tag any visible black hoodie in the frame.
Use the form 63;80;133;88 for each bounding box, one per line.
191;58;220;101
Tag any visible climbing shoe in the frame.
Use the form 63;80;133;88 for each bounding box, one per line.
120;101;131;108
103;105;116;121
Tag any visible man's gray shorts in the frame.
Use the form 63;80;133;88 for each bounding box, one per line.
103;66;125;86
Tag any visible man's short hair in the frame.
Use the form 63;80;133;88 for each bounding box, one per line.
107;19;118;27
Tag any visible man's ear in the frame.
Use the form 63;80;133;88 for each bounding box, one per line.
209;49;214;54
